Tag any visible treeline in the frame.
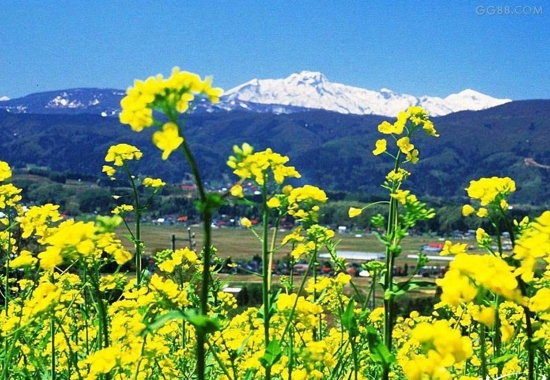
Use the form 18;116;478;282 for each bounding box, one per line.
8;171;545;236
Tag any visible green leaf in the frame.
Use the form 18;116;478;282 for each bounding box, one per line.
184;309;221;334
341;299;358;336
142;310;186;335
372;230;389;246
259;340;282;367
366;325;396;368
143;309;220;336
386;279;436;298
491;353;517;365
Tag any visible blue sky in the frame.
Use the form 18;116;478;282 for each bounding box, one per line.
1;1;548;100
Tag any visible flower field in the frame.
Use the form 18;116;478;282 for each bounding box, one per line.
1;68;550;380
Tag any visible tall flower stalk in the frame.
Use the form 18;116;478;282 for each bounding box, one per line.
118;67;222;380
227;143;304;378
349;106;438;379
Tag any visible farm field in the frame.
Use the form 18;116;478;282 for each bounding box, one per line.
119;223;465;263
118;223;448;306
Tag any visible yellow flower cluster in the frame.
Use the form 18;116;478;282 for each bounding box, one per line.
289;225;334;260
0;183;22;210
401;320;472;380
105;143;143;166
373;106;438;163
465;176;515;207
436;253;523;306
513;210;550;281
0;160;12;182
277;293;323;330
37;219;132;271
142;177;166;188
17;203;63;241
119;68;222;160
156;247;198;274
228;144;301;187
103;143;143;177
119;67;222;132
287;185;328;222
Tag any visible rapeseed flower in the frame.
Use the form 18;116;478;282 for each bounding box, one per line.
142;177;166;188
105;143;143;166
401;320;472;380
465;176;515;206
119;67;222;132
373;106;438;162
373;139;387;155
152;122;184;160
513;210;550;281
348;207;362;218
228;145;301;186
0;160;12;181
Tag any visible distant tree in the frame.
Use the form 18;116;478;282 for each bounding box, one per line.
78;188;115;214
28;183;67;205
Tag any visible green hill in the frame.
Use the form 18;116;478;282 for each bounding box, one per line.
1;99;549;205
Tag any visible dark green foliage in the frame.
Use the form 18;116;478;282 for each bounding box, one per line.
1;100;550;205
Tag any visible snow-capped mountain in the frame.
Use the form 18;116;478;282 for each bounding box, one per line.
0;71;512;117
0;96;9;102
0;88;125;116
222;71;511;116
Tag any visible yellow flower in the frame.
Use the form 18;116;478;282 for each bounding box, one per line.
230;184;244;198
119;67;223;132
466;176;516;206
112;204;134;215
240;217;252;228
10;250;37;269
142;177;166;188
0;161;12;182
153;122;184;160
462;204;475;216
348;207;362;218
396;137;415;154
391;189;410;204
406;149;419;164
476;207;488;218
472;305;496;327
102;165;116;177
513;211;550;281
105;144;143;166
440;240;468;256
531;288;550;313
287;185;327;223
267;197;281;208
228;146;301;186
378;121;395;134
373;139;387;155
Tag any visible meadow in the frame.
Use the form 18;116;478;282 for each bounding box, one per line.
1;68;549;380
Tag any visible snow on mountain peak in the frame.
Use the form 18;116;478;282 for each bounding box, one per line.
444;89;511;112
287;71;328;86
0;96;9;102
222;72;512;116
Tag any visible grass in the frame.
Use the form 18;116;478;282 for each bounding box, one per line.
116;223;448;309
119;223;463;268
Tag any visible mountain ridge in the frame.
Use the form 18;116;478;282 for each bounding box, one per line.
0;71;513;117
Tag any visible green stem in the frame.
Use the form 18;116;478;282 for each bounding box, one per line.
50;276;56;380
124;162;143;285
179;136;212;380
260;179;272;380
480;324;487;380
382;152;402;380
518;280;535;380
3;211;12;378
